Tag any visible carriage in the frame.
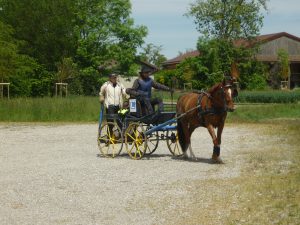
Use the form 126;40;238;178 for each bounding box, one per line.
98;79;238;162
97;99;183;159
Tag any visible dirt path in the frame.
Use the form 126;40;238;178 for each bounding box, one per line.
0;123;294;225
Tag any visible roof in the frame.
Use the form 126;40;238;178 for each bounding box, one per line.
162;50;200;66
234;32;300;48
138;60;159;71
162;32;300;66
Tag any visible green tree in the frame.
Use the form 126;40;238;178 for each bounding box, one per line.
139;43;167;68
56;57;78;83
0;0;77;71
277;49;290;81
75;0;147;73
0;21;50;97
188;0;267;40
0;0;147;96
187;0;268;89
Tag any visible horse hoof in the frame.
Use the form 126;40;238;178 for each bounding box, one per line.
178;153;188;160
211;155;223;164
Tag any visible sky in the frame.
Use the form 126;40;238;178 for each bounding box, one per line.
131;0;300;59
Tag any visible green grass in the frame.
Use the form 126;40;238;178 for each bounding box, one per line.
154;89;300;103
1;96;300;123
237;90;300;103
0;96;100;122
227;103;300;122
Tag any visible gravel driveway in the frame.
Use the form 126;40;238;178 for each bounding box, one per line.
0;123;262;225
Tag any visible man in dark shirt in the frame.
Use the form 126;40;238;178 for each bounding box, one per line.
126;66;172;114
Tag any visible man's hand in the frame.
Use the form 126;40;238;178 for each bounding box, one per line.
99;96;105;103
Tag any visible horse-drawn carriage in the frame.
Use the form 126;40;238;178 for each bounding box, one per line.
97;99;183;159
98;79;238;162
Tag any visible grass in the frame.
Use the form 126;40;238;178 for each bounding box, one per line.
171;121;300;225
237;89;300;103
0;96;100;122
1;95;300;123
225;121;300;224
227;103;300;123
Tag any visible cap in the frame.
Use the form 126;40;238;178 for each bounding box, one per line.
109;73;117;78
140;66;153;74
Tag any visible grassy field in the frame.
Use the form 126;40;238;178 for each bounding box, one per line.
1;96;300;122
0;96;99;122
172;120;300;225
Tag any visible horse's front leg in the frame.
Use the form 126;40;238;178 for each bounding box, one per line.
207;124;222;163
214;122;225;162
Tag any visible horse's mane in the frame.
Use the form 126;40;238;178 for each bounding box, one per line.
207;83;222;94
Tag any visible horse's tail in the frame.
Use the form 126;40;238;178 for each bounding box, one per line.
177;118;188;152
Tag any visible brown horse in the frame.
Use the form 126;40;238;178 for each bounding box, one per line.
176;79;237;163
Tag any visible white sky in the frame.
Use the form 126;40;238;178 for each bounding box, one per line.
131;0;300;59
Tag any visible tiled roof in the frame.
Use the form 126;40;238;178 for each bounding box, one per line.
162;50;200;65
234;32;300;47
163;32;300;65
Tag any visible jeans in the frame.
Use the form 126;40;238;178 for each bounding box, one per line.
141;97;163;114
106;105;122;131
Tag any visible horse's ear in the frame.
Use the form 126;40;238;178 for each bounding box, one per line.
223;76;233;87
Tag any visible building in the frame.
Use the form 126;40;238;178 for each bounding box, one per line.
162;50;200;70
162;32;300;88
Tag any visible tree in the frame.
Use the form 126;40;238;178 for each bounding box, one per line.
0;0;77;71
187;0;268;89
139;43;167;68
0;21;50;97
0;0;148;96
277;49;290;81
188;0;267;41
56;57;78;83
0;21;17;83
75;0;147;74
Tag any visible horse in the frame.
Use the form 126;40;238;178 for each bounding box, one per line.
176;79;238;163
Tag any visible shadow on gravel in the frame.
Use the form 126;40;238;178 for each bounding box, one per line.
96;153;172;160
171;156;224;164
96;153;222;164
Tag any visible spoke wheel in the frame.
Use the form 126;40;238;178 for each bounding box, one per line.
166;130;183;156
144;125;159;155
125;122;147;160
98;122;123;158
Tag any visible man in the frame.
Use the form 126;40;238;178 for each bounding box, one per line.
126;66;172;114
99;73;127;128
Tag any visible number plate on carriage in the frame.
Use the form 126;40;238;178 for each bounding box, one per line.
129;99;137;112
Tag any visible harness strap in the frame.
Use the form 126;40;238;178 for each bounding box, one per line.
196;91;228;126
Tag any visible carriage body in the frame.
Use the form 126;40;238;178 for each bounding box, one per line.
97;101;182;159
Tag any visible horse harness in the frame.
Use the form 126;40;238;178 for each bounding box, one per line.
196;88;229;126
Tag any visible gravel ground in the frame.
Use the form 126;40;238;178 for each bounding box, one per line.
0;123;265;225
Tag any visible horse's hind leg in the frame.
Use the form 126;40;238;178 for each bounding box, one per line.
177;119;191;153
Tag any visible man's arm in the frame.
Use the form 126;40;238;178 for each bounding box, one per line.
119;83;130;99
152;80;170;91
125;79;140;96
99;83;107;103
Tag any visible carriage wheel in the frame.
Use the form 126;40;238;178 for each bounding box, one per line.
166;130;183;156
125;122;147;160
97;122;123;158
144;125;159;155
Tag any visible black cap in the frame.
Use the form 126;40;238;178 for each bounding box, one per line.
140;66;152;74
109;73;117;78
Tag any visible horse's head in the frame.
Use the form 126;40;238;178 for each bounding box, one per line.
209;79;238;112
